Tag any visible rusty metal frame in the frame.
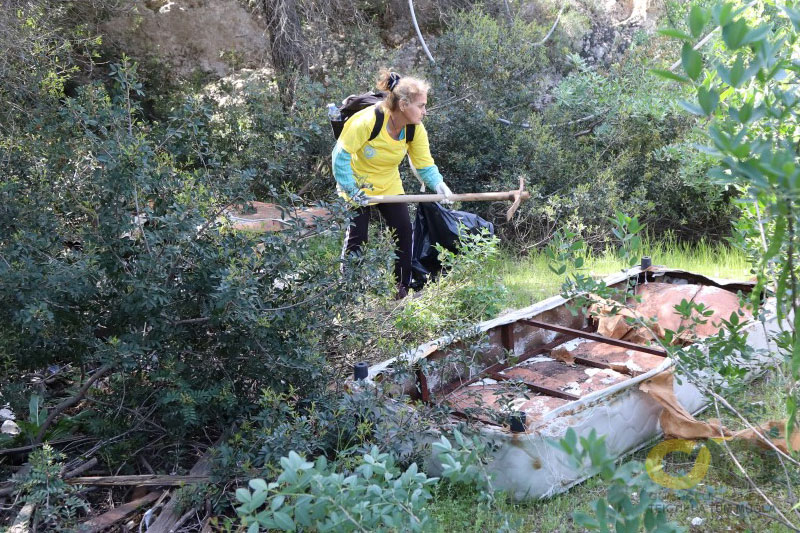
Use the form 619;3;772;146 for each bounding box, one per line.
436;335;574;398
520;319;668;357
571;355;631;375
488;372;580;401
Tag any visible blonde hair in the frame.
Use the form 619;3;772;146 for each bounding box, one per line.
376;68;430;113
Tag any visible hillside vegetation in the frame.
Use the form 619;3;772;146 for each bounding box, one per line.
2;0;799;531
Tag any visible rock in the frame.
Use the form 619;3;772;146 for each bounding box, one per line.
0;408;14;421
1;419;20;436
100;0;269;78
691;517;704;526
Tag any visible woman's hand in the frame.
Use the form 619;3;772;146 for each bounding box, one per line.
435;182;453;205
349;190;370;207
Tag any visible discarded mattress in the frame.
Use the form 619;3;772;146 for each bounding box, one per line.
352;267;778;499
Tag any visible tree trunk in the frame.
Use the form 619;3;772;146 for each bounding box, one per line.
262;0;307;107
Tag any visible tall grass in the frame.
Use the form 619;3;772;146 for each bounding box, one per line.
498;235;750;309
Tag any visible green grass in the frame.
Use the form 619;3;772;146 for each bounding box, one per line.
498;237;751;309
429;240;796;532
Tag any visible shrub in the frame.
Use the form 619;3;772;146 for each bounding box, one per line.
421;9;736;246
235;448;436;532
234;429;498;532
555;429;681;532
13;445;89;531
0;55;391;447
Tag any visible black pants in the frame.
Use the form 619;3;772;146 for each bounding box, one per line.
342;203;412;288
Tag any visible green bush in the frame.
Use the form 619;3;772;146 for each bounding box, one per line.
0;54;391;446
234;429;497;532
555;429;681;532
236;448;436;532
13;445;89;531
419;9;736;246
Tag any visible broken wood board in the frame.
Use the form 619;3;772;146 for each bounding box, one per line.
79;491;160;533
228;201;330;232
67;474;209;486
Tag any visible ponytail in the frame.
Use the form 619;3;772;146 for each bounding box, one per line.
376;68;430;112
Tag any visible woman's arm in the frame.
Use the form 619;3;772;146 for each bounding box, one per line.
332;108;376;197
415;164;444;190
331;142;358;197
407;123;444;190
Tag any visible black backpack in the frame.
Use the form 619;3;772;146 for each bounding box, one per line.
329;90;415;143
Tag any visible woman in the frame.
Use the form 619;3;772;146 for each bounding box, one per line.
332;69;452;299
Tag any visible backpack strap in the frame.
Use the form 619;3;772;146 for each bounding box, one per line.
369;107;384;141
369;106;416;143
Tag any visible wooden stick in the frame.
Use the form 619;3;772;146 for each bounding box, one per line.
66;474;209;486
366;190;530;204
63;457;98;479
367;178;530;221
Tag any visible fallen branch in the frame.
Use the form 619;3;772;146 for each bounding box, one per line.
0;436;89;456
170;509;198;533
34;363;115;445
66;474;210;486
63;457;98;479
8;503;34;533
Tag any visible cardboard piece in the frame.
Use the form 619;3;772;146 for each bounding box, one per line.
640;371;800;455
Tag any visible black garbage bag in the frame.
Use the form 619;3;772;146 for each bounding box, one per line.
410;203;494;289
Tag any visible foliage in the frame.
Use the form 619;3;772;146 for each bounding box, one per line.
656;0;800;456
546;211;644;302
13;444;90;531
421;8;736;246
203;26;395;203
235;448;436;532
215;385;440;481
394;228;508;338
430;428;497;505
555;429;682;533
234;429;498;533
0;42;390;459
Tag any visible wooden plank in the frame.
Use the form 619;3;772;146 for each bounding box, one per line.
146;440;217;532
80;491;159;533
66;475;209;486
520;319;668;357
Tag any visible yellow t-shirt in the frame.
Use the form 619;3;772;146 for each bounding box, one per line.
338;105;436;197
